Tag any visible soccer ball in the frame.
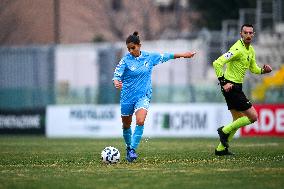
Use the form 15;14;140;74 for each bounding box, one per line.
101;146;120;164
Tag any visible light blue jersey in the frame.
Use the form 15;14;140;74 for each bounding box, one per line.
113;51;174;103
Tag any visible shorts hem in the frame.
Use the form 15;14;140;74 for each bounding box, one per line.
228;104;252;112
121;114;132;116
134;107;148;113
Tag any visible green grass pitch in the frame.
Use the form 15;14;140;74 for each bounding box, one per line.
0;136;283;189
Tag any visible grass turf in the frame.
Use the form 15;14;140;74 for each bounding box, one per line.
0;136;283;189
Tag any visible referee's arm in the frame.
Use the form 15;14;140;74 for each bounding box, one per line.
249;57;262;74
213;49;240;78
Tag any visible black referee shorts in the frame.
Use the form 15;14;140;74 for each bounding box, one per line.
221;82;252;111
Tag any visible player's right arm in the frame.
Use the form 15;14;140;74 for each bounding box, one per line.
212;48;240;91
113;80;122;89
213;50;239;77
113;59;126;89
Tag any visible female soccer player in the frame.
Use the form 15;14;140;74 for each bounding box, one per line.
213;24;272;156
113;31;196;162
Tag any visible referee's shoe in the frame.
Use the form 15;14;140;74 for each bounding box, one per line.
215;148;235;156
217;126;230;148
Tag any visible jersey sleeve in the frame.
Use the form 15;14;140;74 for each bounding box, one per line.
152;53;174;66
113;59;126;81
212;48;241;77
249;51;262;74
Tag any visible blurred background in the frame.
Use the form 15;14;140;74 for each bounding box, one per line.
0;0;283;109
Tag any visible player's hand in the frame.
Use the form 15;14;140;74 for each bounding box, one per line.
223;83;233;92
113;80;122;89
183;51;196;58
262;64;272;74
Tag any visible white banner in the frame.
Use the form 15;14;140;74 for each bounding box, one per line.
46;104;236;138
46;105;121;137
145;103;234;137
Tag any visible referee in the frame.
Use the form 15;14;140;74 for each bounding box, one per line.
213;24;272;156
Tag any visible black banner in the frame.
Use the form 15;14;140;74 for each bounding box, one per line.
0;108;45;135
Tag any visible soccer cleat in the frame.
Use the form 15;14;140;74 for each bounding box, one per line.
215;148;235;156
217;126;230;148
126;147;138;162
126;147;131;161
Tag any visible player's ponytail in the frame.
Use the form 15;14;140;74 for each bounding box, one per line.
126;31;140;45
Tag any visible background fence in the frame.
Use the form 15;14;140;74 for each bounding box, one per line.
0;33;283;110
0;46;55;109
0;0;284;109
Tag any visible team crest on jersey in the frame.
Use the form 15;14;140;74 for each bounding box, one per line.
144;61;149;67
224;52;233;59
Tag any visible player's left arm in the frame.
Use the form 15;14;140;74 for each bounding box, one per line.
249;52;272;74
152;51;196;66
173;51;196;59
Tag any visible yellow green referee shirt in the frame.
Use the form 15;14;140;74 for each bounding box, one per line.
213;39;262;84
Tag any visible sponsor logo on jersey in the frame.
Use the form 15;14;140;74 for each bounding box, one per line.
144;99;149;106
118;60;124;66
130;66;136;71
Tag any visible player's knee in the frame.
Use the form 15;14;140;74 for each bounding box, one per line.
249;114;258;123
136;118;145;126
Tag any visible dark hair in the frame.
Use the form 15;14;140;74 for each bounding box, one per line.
241;24;254;31
126;31;140;45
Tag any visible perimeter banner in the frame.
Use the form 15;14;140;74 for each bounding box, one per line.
240;104;284;137
0;108;45;134
46;105;121;137
46;104;233;138
144;104;232;137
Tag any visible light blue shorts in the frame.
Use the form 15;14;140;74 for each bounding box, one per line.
121;96;150;116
